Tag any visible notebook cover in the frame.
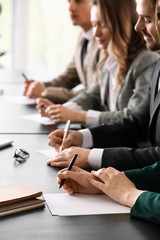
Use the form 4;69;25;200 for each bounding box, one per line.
0;185;43;207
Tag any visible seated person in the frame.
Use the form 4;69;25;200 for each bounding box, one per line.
23;0;102;104
54;0;160;225
36;0;159;125
57;161;160;224
45;0;160;172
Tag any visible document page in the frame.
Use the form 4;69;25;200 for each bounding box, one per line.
37;148;58;158
21;114;55;125
6;95;36;105
43;193;130;216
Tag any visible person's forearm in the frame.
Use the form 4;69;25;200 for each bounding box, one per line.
86;110;101;125
130;191;160;224
125;189;144;208
73;111;87;124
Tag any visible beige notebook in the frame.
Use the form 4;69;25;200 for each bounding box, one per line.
0;185;45;217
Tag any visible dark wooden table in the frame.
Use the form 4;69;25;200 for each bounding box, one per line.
0;71;159;240
0;134;159;240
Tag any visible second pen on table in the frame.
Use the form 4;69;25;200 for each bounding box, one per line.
59;120;71;152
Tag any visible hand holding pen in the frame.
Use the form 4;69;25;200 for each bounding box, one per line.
59;153;78;189
22;72;33;84
59;120;71;152
22;72;33;96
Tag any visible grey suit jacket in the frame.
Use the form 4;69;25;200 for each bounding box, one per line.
71;50;160;124
88;58;160;171
42;32;102;103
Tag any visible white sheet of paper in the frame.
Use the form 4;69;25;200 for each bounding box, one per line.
37;148;58;158
43;193;130;216
6;95;36;105
21;114;55;125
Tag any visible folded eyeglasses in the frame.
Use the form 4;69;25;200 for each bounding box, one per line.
13;148;30;163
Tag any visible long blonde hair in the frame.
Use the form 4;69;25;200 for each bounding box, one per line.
92;0;146;90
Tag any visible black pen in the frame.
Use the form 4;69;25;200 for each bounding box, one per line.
59;153;78;189
41;105;47;110
22;72;28;81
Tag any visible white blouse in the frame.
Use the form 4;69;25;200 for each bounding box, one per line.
64;56;118;126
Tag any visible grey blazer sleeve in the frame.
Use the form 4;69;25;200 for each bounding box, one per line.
70;50;160;124
99;51;160;124
69;84;103;110
42;58;81;103
44;59;80;90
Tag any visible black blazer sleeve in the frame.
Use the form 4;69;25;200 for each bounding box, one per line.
101;146;160;171
90;89;150;149
89;87;160;171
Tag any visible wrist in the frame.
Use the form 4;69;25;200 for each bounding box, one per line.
74;111;87;124
41;87;47;97
125;189;144;208
77;132;83;147
83;149;91;168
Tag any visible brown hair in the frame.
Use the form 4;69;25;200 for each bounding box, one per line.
92;0;146;90
155;0;160;41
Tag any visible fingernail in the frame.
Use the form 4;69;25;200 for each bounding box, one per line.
58;173;63;177
51;163;56;166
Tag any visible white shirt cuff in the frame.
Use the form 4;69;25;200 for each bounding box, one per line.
63;101;83;111
88;148;104;169
86;110;101;125
79;129;93;148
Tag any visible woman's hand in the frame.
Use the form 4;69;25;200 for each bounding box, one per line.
45;105;86;123
89;167;144;207
23;79;34;96
57;166;102;195
23;81;45;98
37;98;87;124
36;97;53;117
48;130;83;151
47;147;91;168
